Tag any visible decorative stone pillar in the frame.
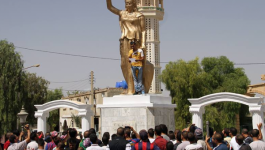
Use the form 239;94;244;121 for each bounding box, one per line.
78;110;93;134
190;106;205;130
249;106;265;141
35;112;49;134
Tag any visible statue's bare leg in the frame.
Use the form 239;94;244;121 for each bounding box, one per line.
120;38;134;94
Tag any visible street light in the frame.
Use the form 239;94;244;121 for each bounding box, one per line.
23;64;40;70
17;106;28;129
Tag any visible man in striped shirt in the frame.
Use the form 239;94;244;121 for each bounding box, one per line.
132;130;160;150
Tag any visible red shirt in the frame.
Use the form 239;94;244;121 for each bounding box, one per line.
154;136;167;150
4;140;10;149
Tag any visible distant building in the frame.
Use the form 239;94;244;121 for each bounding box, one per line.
137;0;164;94
59;87;124;135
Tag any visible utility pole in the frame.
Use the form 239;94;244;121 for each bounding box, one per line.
90;71;94;103
89;71;95;129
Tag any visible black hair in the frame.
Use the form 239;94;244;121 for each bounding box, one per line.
236;134;244;145
230;127;237;136
84;130;90;138
177;131;182;142
148;128;154;137
160;124;168;135
189;125;196;134
102;135;109;146
187;132;195;142
131;132;137;139
124;128;131;137
69;129;77;138
155;125;162;136
117;127;124;137
13;130;20;137
224;128;230;136
38;138;45;147
242;128;248;134
182;131;188;140
54;137;60;146
89;128;96;134
251;129;259;137
30;132;37;140
166;141;174;150
111;134;117;140
103;132;110;140
214;133;223;143
9;135;16;143
89;134;97;144
168;132;175;140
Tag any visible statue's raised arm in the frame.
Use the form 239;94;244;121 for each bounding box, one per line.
106;0;121;15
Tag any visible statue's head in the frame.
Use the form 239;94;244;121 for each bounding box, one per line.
125;0;137;12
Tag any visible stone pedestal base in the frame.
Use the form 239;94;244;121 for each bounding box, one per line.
97;94;176;136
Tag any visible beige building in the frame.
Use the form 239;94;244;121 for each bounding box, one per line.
59;88;123;135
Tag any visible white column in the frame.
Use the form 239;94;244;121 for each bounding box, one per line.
35;112;49;133
81;116;90;134
190;107;205;131
37;115;44;132
250;110;265;141
192;112;203;129
79;110;93;134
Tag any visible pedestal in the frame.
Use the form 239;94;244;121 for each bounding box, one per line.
97;94;176;136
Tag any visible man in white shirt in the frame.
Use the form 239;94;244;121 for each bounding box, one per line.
185;132;202;150
148;128;155;143
86;134;105;150
8;124;31;150
249;129;265;150
27;132;39;150
229;127;240;150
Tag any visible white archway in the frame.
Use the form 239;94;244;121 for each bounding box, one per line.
35;100;94;134
188;92;265;140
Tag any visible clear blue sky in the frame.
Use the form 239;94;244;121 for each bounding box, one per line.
0;0;264;96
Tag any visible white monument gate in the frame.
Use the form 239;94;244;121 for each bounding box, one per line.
188;92;265;140
35;100;93;134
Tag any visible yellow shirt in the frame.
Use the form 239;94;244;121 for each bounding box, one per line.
128;49;144;67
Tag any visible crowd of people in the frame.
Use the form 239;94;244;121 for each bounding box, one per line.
1;123;265;150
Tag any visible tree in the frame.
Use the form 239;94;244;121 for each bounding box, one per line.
161;56;250;130
0;40;25;135
201;56;250;131
22;72;49;124
161;58;210;129
47;89;63;131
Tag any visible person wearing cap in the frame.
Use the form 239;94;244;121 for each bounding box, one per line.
132;130;160;150
45;131;58;150
27;131;39;150
195;128;207;150
128;41;145;95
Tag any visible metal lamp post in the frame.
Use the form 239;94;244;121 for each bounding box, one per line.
17;106;28;130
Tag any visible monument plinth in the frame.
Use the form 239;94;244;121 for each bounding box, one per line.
97;95;175;136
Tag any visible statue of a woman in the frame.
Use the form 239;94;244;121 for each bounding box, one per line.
107;0;154;94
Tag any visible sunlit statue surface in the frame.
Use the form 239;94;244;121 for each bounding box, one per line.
107;0;154;94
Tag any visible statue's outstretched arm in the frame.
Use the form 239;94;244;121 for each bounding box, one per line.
107;0;121;15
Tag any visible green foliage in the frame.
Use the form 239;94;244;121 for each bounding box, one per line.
47;89;63;131
161;56;250;130
71;113;81;128
0;40;25;135
22;72;49;124
161;58;211;129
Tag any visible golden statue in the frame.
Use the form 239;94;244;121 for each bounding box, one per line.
107;0;154;94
